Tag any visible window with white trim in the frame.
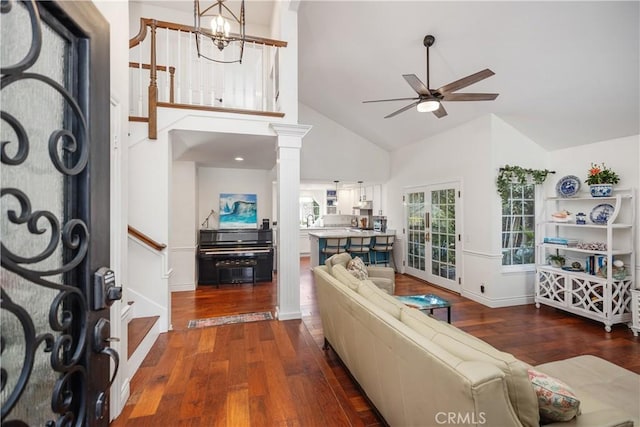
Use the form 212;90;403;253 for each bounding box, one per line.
501;183;535;266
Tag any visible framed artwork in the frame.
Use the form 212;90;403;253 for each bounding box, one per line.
219;193;257;229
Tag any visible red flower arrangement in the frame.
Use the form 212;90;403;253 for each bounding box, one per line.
585;163;619;185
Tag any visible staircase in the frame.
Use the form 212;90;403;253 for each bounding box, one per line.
124;300;160;375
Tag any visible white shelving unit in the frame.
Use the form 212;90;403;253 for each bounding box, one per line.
535;190;636;332
631;289;640;337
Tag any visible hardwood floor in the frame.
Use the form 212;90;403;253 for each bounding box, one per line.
112;257;640;426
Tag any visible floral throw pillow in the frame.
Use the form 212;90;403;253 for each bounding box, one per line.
528;368;581;423
346;257;368;280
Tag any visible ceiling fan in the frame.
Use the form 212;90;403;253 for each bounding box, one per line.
363;35;499;119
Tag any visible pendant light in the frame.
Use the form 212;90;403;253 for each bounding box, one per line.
194;0;246;64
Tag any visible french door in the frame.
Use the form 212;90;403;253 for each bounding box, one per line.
405;183;461;293
1;1;117;425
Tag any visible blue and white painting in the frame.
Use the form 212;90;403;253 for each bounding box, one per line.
219;193;258;229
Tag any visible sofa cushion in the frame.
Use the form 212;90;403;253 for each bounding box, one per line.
369;277;393;294
330;264;362;291
357;280;405;319
399;307;540;427
347;256;368;280
528;368;581;423
535;355;640;423
325;252;352;274
400;305;439;339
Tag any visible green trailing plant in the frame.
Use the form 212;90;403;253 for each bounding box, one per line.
496;165;552;202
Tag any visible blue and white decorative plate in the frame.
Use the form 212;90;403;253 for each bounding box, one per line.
555;175;581;197
590;203;614;225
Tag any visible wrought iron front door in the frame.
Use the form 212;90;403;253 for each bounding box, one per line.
1;1;117;425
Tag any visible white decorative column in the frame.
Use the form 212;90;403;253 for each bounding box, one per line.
271;123;312;320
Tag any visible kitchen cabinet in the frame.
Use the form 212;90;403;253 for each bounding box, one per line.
300;229;311;254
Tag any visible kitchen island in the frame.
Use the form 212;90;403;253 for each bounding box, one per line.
308;229;396;268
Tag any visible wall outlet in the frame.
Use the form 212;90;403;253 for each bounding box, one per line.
480;284;485;294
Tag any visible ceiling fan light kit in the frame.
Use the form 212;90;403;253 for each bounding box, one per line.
363;34;499;119
416;99;440;113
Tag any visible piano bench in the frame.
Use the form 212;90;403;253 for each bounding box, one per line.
215;258;258;287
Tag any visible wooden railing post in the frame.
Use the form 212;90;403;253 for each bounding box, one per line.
169;66;175;103
148;20;158;140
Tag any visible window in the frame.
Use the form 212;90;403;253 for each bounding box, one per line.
299;196;320;226
502;183;535;266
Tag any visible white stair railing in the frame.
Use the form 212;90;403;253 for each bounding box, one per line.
128;18;287;139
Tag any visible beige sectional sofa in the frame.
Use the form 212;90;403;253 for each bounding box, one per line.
313;255;639;427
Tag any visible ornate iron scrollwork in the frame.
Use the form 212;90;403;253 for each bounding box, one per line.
1;1;90;425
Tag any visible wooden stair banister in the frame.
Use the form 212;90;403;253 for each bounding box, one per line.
128;225;166;251
130;17;288;49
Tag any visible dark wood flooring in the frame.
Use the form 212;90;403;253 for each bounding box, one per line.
111;257;640;426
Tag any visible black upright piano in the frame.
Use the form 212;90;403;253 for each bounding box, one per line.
197;229;274;285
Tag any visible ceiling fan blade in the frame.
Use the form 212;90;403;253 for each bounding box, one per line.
433;103;448;119
441;93;499;101
403;74;431;96
363;97;419;104
436;69;495;94
384;101;420;119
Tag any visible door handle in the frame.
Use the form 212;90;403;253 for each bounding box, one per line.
425;232;430;243
93;318;120;420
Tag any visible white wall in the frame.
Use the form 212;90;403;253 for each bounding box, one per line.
271;0;299;121
299;103;390;183
388;115;494;301
388;114;553;307
170;161;198;291
197;166;273;229
488;116;549;304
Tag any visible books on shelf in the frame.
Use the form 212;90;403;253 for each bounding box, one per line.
585;255;606;276
543;237;580;246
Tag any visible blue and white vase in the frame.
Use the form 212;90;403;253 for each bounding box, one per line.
589;184;613;197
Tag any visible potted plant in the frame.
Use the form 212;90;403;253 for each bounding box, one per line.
585;162;619;197
547;253;566;268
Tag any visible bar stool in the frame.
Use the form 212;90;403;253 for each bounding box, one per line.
320;237;349;264
371;235;395;268
347;236;372;264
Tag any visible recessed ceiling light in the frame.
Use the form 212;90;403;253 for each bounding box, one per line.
234;157;244;161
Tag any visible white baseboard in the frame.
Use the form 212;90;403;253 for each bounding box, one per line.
276;308;302;320
127;287;167;327
462;290;534;308
122;301;134;324
170;282;196;292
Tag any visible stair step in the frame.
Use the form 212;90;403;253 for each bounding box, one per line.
128;316;159;358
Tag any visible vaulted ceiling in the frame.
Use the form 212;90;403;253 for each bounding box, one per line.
298;1;640;152
144;1;639;161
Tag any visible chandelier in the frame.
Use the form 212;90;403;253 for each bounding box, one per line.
194;0;246;64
